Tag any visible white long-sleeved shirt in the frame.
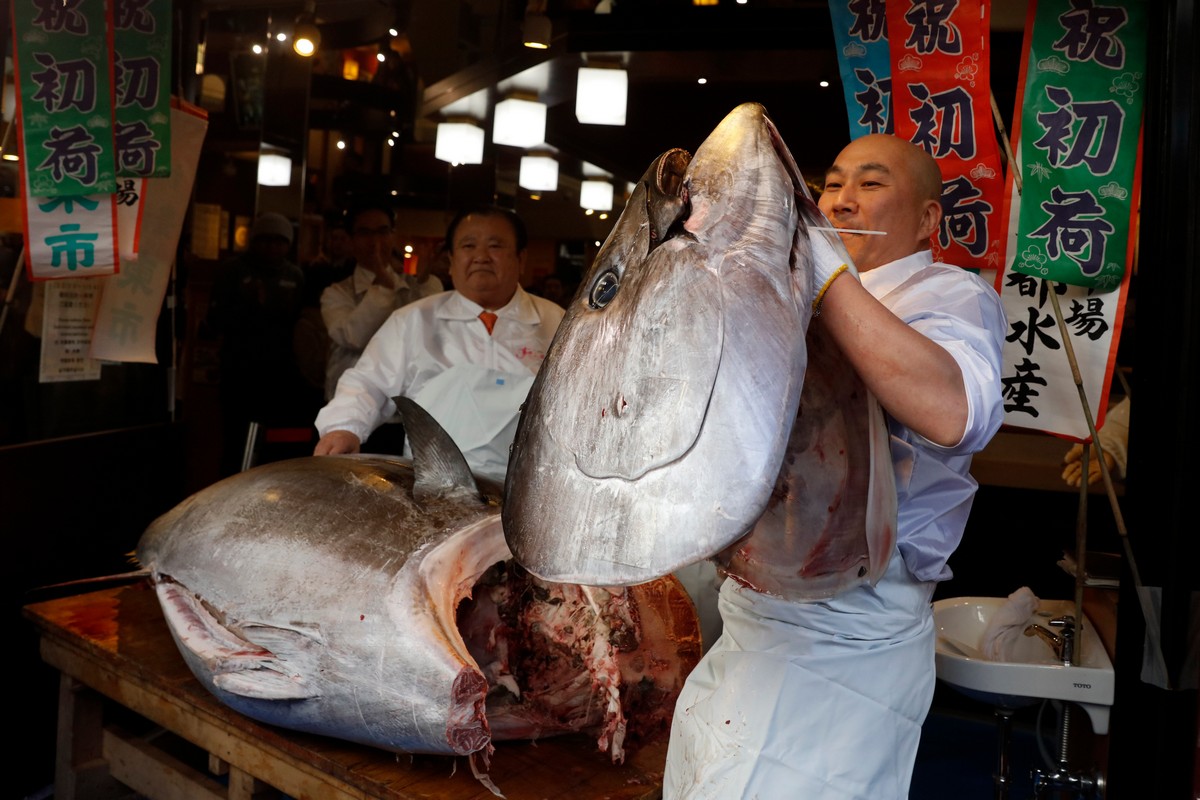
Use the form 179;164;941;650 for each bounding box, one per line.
315;286;564;479
320;265;444;399
861;250;1007;582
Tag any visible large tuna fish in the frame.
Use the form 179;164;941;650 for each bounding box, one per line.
136;398;701;790
504;102;895;599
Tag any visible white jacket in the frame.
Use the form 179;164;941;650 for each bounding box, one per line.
320;265;444;400
315;286;564;480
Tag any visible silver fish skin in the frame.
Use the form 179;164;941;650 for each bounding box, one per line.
505;102;829;586
137;399;701;771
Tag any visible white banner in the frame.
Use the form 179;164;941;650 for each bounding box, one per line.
997;150;1130;441
90;105;208;363
24;181;120;280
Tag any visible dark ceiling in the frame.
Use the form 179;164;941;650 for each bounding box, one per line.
191;0;1027;240
397;1;1028;238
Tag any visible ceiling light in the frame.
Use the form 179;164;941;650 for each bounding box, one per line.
257;152;292;186
576;66;627;126
580;179;613;211
376;52;386;63
336;140;346;150
389;27;399;36
252;44;263;55
493;96;547;148
519;154;558;192
435;121;484;165
697;77;707;85
819;79;830;88
293;20;320;57
523;14;551;49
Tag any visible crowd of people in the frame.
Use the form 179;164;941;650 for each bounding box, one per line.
205;134;1011;799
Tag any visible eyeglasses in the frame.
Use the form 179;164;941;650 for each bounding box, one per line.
353;226;394;238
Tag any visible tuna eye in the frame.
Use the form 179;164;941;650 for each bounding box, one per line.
589;270;620;309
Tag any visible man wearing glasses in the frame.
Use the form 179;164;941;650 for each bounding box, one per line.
319;198;444;401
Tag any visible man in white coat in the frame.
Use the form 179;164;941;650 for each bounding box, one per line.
664;134;1007;799
313;206;564;482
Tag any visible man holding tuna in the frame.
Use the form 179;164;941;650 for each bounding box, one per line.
664;134;1007;799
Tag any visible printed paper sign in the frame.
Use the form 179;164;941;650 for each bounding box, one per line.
39;278;104;382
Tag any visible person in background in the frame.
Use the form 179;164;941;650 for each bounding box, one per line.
206;212;308;476
313;205;564;480
1062;394;1131;487
293;213;354;417
664;134;1007;799
303;213;355;306
320;199;443;401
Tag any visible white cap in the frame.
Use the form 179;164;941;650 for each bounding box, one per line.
251;212;294;245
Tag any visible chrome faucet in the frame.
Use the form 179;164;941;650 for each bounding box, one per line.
1023;615;1076;666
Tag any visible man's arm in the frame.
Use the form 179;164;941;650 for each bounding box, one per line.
817;275;969;447
313;310;410;455
321;277;400;351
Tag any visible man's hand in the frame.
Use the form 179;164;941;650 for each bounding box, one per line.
809;227;858;313
1061;443;1116;487
314;430;361;456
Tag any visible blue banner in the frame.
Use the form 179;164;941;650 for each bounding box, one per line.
828;0;893;139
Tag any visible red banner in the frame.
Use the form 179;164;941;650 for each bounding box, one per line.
887;0;1007;273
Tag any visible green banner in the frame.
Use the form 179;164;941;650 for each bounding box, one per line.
114;0;172;178
1012;0;1146;291
14;0;118;197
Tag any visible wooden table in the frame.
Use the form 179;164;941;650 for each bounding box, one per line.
24;584;668;800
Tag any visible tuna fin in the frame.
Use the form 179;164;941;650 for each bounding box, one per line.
213;668;319;700
394;395;482;503
155;581;319;701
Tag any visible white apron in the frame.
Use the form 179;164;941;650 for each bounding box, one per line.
664;550;935;800
409;363;535;481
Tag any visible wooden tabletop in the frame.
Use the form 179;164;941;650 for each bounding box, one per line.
25;583;668;800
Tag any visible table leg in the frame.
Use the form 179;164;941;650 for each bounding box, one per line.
54;674;129;800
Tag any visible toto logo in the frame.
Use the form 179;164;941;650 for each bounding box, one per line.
1073;682;1092;690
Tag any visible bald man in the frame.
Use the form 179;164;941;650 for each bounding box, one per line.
663;135;1006;800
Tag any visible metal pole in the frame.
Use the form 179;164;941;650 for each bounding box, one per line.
993;706;1015;800
0;247;27;338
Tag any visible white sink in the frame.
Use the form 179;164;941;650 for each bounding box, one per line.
933;596;1115;734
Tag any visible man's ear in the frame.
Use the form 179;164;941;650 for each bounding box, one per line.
918;198;943;243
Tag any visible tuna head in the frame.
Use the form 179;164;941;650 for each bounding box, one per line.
505;102;828;585
137;398;701;786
